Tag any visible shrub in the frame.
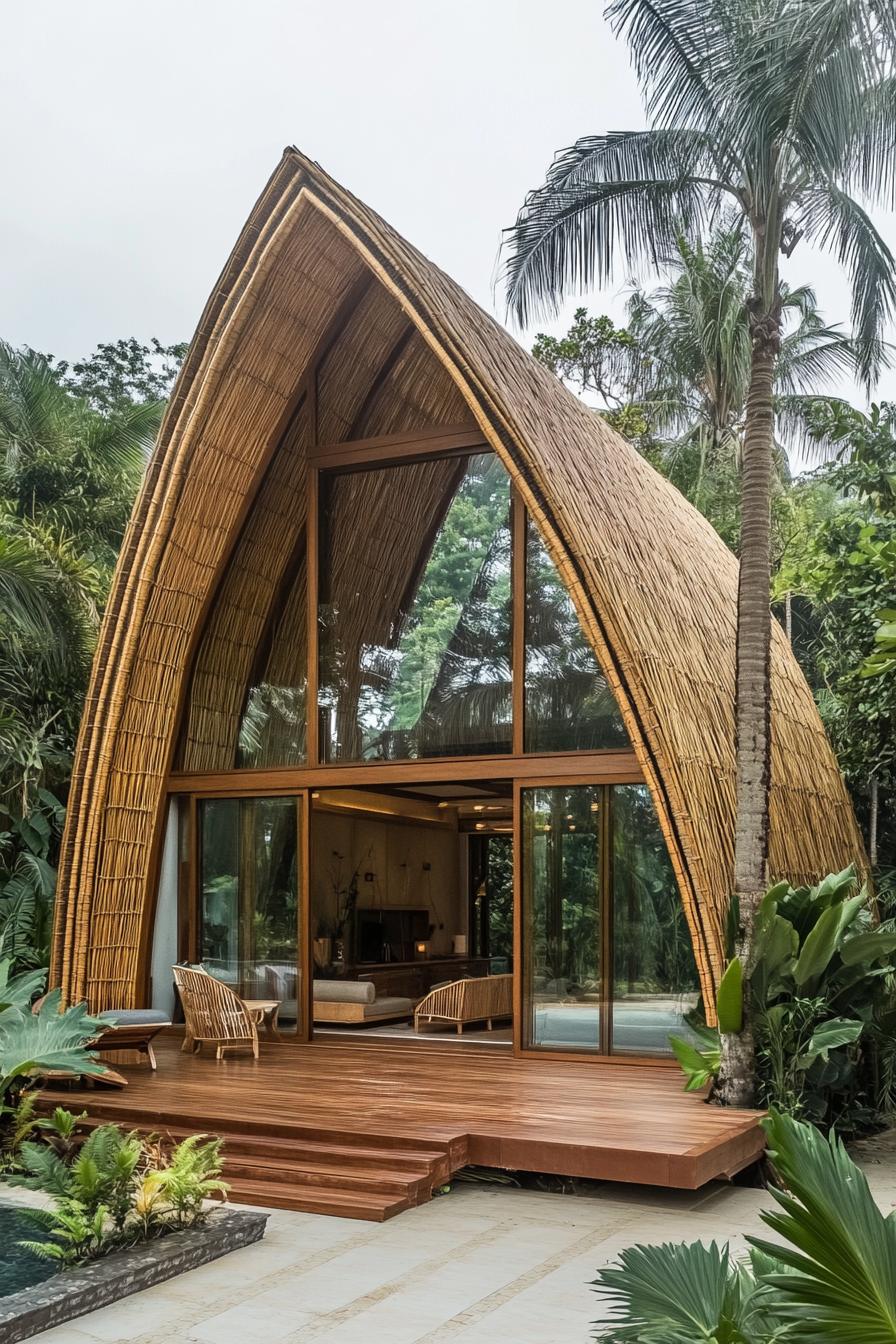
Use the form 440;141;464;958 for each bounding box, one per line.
671;867;896;1131
14;1111;227;1266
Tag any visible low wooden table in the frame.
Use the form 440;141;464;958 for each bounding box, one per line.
244;999;282;1041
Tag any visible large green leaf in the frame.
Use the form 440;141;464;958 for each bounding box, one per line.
716;957;744;1034
0;958;46;1013
841;928;896;967
0;991;105;1095
749;1111;896;1342
593;1237;785;1343
752;913;799;1004
669;1035;718;1091
800;1017;864;1065
793;896;864;991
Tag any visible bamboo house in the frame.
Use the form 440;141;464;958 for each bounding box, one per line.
53;147;862;1074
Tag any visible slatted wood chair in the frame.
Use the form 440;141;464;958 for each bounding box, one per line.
414;973;513;1034
172;965;259;1059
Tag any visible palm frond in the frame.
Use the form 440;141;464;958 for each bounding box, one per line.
795;183;896;387
749;1109;896;1341
504;130;727;323
604;0;734;136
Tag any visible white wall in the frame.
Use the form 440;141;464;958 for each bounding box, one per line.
150;800;179;1017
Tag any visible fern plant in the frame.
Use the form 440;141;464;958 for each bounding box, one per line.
156;1134;227;1228
20;1202;111;1266
14;1110;229;1266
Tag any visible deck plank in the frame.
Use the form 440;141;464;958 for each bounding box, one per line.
41;1035;765;1214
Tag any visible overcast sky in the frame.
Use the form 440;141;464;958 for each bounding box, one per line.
3;0;895;407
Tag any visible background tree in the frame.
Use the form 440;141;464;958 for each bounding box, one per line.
0;342;169;966
533;225;854;550
506;0;896;1107
42;337;187;414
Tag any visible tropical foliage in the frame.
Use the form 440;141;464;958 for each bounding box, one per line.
0;959;105;1160
534;228;856;549
0;341;168;970
775;404;896;879
671;868;896;1132
507;0;896;1108
14;1110;225;1265
592;1109;896;1343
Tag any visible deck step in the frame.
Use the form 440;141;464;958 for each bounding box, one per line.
219;1178;411;1221
223;1155;438;1199
70;1110;452;1221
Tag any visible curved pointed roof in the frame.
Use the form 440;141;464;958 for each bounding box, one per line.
52;148;863;1010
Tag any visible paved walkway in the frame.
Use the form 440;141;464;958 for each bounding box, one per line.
29;1144;896;1344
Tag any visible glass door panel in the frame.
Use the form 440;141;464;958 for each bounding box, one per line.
520;784;603;1052
198;795;302;1036
611;784;701;1055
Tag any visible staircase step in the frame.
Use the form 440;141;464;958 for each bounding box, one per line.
129;1124;442;1173
220;1179;411;1221
73;1104;451;1157
68;1111;452;1219
222;1155;434;1201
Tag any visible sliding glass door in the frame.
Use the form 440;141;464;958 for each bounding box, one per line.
519;782;699;1056
520;784;605;1051
197;795;304;1036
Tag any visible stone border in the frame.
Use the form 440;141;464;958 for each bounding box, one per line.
0;1208;268;1343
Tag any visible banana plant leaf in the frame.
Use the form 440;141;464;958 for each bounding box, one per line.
793;895;864;992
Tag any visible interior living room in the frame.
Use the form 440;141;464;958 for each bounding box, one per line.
308;782;514;1044
193;772;702;1054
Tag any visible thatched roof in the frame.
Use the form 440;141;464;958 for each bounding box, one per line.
52;148;863;1011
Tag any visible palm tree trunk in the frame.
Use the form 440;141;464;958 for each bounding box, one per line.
716;305;780;1109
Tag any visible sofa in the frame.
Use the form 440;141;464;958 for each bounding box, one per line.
312;979;414;1026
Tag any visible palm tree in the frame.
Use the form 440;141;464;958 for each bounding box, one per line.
628;225;856;516
504;0;896;1106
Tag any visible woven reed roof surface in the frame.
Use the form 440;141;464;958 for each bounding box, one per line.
52;148;863;1011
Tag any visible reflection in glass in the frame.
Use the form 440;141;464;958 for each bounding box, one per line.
319;453;512;761
469;834;514;970
524;519;629;752
237;569;307;768
522;785;602;1051
611;785;700;1055
199;796;300;1031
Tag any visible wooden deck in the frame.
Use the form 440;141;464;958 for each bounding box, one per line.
43;1036;766;1221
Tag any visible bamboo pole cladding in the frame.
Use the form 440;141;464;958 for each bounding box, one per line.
52;149;865;1012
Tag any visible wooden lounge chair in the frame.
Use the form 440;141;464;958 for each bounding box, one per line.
414;973;513;1034
94;1010;171;1069
172;965;259;1059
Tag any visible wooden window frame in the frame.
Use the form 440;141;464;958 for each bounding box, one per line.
170;423;657;1057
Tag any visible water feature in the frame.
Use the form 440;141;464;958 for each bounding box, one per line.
0;1205;54;1299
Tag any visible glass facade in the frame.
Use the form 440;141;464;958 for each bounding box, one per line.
521;783;699;1055
237;572;307;769
318;452;512;761
198;796;301;1031
524;519;628;752
174;446;699;1061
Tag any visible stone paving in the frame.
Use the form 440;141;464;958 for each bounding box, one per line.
26;1142;896;1344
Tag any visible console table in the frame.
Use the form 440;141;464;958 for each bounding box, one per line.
352;957;491;1003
